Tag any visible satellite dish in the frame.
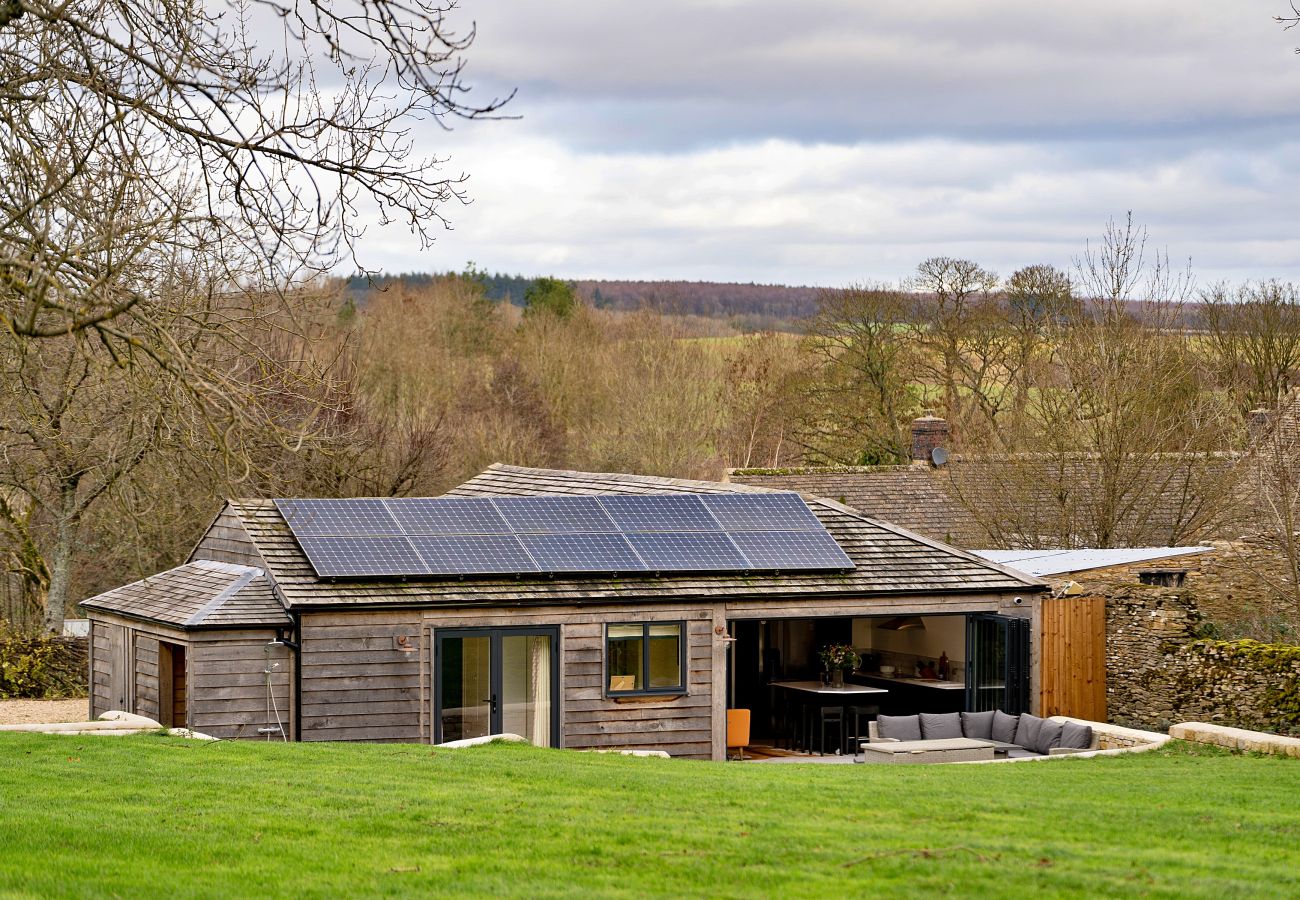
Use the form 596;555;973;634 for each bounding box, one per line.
930;446;949;467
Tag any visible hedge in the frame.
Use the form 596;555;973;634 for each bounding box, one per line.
0;627;89;699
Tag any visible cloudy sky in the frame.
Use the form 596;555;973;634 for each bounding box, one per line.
361;1;1300;287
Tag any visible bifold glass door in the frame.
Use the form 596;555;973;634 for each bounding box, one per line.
965;614;1031;713
436;628;559;747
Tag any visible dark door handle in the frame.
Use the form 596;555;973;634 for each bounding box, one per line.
490;694;498;714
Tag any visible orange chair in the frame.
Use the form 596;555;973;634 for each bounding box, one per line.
726;708;751;760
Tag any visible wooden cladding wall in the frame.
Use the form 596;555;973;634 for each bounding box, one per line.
133;636;160;722
561;618;714;759
189;507;264;568
1039;595;1106;721
299;610;423;743
419;604;718;758
86;612;290;739
189;634;292;740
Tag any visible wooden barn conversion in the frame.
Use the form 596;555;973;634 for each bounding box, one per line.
80;464;1047;759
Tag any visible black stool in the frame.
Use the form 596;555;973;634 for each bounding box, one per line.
817;706;844;755
847;705;880;754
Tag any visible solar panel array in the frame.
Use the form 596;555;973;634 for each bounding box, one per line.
274;493;855;578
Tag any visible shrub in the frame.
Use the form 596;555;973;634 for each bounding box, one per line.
0;625;88;699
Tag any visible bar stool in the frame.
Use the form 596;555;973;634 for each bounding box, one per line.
846;705;880;754
817;705;844;755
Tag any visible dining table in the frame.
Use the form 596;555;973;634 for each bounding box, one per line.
770;680;889;754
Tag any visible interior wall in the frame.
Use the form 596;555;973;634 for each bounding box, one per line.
852;615;966;665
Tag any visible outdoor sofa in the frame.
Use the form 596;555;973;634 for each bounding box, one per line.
866;711;1097;759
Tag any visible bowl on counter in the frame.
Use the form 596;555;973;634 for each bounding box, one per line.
879;665;895;676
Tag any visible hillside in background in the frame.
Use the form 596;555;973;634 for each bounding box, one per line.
345;272;822;331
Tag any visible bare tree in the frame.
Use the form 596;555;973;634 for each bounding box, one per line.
947;218;1243;548
1201;280;1300;412
0;0;508;356
797;285;919;465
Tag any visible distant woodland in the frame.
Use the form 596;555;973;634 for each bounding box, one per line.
10;218;1300;637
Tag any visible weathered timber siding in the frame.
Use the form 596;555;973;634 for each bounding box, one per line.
189;633;292;740
299;610;423;743
418;604;716;758
89;620;117;717
562;618;714;758
133;635;160;722
189;507;264;568
85;611;290;739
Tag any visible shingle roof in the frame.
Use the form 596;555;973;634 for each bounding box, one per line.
733;452;1246;549
80;560;290;630
727;465;985;546
221;464;1043;610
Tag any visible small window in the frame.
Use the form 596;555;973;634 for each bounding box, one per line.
1139;570;1186;588
606;622;685;695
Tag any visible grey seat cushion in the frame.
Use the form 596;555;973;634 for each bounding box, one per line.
919;712;963;740
990;711;1019;744
1033;720;1065;754
876;714;922;741
1059;721;1094;750
960;710;995;740
1005;747;1041;759
1015;714;1045;750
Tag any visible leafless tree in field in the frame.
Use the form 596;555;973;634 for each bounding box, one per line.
0;0;508;353
1201;281;1300;412
947;217;1243;548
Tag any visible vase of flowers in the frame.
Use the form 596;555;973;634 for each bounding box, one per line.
818;644;860;688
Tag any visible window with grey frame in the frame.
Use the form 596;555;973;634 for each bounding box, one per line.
605;622;685;695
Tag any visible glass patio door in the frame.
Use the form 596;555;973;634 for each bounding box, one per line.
965;614;1031;714
436;628;558;747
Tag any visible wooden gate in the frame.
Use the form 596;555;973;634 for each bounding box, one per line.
1039;595;1106;721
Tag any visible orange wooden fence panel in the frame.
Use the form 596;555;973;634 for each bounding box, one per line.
1039;595;1106;721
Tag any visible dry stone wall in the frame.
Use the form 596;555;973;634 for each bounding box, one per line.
1104;584;1300;736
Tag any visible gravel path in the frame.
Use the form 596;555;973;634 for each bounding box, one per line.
0;698;89;725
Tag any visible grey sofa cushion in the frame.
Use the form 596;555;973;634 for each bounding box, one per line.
990;711;1019;744
1034;720;1065;754
876;714;922;741
919;712;963;739
1059;721;1094;750
1015;714;1045;750
960;710;995;740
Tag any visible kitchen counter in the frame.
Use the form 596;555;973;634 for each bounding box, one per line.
856;673;966;691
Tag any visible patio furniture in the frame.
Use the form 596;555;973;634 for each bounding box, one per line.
859;737;996;764
865;711;1097;759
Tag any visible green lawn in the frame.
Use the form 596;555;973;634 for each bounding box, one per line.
1;736;1297;898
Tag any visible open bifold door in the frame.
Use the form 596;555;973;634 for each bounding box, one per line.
965;614;1031;714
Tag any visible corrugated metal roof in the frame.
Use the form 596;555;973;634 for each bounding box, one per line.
969;546;1212;578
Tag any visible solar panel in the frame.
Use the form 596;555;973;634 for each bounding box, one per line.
626;532;749;571
295;535;429;577
493;496;617;533
275;498;400;535
700;493;824;531
385;497;511;535
518;533;647;572
408;535;539;575
276;491;855;578
728;530;855;570
597;495;722;532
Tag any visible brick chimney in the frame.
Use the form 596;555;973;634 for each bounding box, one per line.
910;410;950;463
1247;407;1273;441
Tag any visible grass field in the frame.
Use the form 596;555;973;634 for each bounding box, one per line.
1;735;1297;898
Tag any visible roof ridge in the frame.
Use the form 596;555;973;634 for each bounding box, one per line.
477;463;775;493
184;567;265;627
804;497;1047;589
